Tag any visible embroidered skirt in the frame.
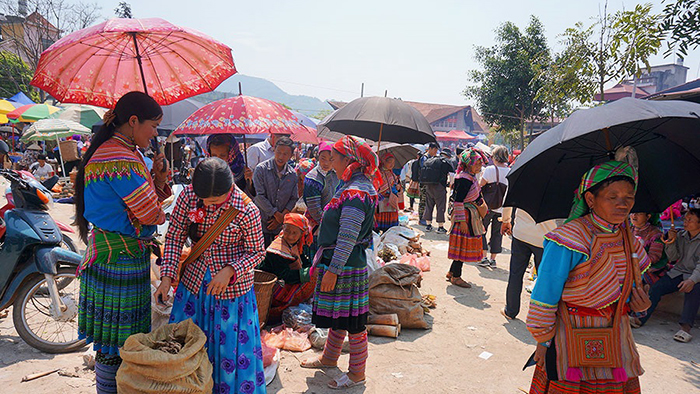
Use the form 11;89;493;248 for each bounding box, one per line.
78;251;151;355
529;365;641;394
169;269;266;394
374;211;399;232
312;264;369;333
269;276;317;320
448;225;484;263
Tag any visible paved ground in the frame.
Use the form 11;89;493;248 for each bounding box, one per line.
0;201;698;393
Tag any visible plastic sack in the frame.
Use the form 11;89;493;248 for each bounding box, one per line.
366;232;382;274
262;326;288;349
116;319;213;394
150;281;173;331
261;326;311;352
282;304;313;332
380;225;420;247
262;342;277;368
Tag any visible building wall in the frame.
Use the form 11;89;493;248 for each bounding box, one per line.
431;109;472;132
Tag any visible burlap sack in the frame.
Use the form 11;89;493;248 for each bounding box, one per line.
116;319;213;394
368;264;429;329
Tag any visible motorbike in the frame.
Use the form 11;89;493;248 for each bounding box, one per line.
0;170;78;253
0;169;85;353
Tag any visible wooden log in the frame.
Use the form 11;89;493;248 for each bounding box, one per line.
366;324;401;338
21;369;60;382
367;313;399;326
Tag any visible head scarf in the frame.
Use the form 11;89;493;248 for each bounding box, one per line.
206;134;246;182
332;136;382;189
283;213;313;255
380;152;395;170
296;158;316;179
456;147;488;175
318;141;332;153
568;160;638;223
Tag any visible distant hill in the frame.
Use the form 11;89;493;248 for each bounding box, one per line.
195;74;332;118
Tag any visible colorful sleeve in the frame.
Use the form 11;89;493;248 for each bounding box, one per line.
231;203;266;281
526;240;585;343
452;179;471;223
110;168;165;226
327;198;366;275
303;177;324;225
160;188;192;280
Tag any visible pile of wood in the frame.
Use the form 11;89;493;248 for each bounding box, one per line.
366;314;401;338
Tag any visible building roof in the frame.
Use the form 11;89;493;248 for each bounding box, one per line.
645;77;700;102
593;83;652;102
327;99;489;132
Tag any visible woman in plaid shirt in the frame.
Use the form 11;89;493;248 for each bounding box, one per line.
156;158;267;394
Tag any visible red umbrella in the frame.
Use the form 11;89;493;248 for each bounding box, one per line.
31;18;236;108
173;95;309;164
291;125;320;144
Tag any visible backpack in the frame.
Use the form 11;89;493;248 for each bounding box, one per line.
482;166;508;210
419;156;443;184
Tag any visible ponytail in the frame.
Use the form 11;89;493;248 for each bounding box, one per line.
74;91;162;242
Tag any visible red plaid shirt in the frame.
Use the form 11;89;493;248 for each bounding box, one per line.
161;186;265;299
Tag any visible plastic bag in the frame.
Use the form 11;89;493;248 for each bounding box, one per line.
282;304;313;332
415;256;431;272
284;329;311;352
150;281;173;331
261;326;288;349
262;342;277;368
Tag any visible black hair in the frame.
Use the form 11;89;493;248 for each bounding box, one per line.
587;176;636;197
688;208;700;221
192;157;233;199
37;154;46;160
428;142;440;149
274;136;295;151
74;91;163;243
207;134;232;151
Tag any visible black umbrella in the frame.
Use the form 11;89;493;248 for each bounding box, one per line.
505;98;700;222
372;142;419;168
317;97;436;146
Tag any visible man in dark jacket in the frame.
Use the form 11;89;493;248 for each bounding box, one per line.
421;146;455;234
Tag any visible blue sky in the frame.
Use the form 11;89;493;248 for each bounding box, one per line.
93;0;699;106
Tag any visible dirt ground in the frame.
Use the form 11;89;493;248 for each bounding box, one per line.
0;201;698;394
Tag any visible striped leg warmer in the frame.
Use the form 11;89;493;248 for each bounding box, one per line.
322;328;346;364
348;330;368;376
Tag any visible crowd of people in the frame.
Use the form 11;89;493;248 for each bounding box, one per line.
5;90;690;394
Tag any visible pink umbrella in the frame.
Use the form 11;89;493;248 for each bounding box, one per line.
173;95;309;164
291;125;320;144
31;18;236;108
436;129;476;141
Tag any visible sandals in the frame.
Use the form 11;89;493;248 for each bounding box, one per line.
445;272;453;281
629;317;642;329
450;277;472;288
673;329;692;343
300;357;337;369
328;373;366;389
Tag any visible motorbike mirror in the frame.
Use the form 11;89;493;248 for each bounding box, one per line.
36;189;50;204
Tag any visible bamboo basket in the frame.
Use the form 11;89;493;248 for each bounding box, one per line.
253;270;278;328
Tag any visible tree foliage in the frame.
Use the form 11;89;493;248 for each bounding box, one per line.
661;0;700;59
114;2;132;18
464;16;550;148
560;2;662;101
0;0;102;70
0;51;39;101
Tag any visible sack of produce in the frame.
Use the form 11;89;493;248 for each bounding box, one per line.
116;319;213;394
368;264;429;329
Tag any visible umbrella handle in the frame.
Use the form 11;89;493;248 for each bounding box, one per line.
377;123;383;151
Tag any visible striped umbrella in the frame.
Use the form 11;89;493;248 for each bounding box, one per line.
49;104;107;128
7;103;60;122
21;118;91;177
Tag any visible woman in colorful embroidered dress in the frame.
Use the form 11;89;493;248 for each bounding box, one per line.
526;161;652;394
446;148;488;288
206;133;254;196
375;152;400;233
296;158;316;198
300;135;379;389
258;213;316;320
75;92;171;394
155;157;266;393
303;141;339;231
630;212;667;286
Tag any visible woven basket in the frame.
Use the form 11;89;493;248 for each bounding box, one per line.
253;270;277;328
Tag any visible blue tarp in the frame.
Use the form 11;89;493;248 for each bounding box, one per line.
9;92;34;105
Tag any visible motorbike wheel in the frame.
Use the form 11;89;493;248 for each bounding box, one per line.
12;267;86;353
61;234;78;253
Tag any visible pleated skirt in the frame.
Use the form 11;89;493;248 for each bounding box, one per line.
78;251;151;355
312;264;369;333
448;226;484;262
530;366;641;394
374;211;399;232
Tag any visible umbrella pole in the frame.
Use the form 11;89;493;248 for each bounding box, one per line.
377;123;384;152
130;32;149;96
243;134;248;167
55;133;67;179
170;142;175;181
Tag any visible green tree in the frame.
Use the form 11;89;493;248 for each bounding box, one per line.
311;109;333;121
661;0;700;59
560;2;663;101
464;16;550;150
0;51;40;101
114;2;132;18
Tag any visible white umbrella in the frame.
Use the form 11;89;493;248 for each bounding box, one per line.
21;119;90;177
